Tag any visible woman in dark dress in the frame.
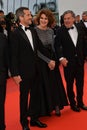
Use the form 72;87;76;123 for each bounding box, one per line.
35;9;68;116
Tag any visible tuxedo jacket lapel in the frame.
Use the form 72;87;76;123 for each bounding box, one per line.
29;27;37;51
18;26;35;51
64;26;80;48
64;27;76;47
81;21;87;28
18;27;29;43
75;26;84;48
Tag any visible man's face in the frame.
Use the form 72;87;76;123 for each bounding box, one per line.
82;14;87;21
20;9;32;26
75;15;80;22
64;13;75;28
39;14;49;28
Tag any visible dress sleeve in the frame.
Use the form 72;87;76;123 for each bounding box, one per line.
37;50;51;63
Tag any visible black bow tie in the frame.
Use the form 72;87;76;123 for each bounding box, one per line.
25;26;30;31
67;26;74;30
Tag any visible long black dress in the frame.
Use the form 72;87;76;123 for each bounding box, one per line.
35;27;68;116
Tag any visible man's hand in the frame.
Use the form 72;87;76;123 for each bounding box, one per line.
60;58;68;67
48;60;55;70
13;75;22;86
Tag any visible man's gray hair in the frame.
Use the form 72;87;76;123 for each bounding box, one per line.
16;7;29;22
62;10;75;19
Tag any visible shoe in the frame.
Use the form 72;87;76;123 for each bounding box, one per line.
71;105;80;112
79;105;87;110
30;120;47;128
55;106;61;116
22;126;30;130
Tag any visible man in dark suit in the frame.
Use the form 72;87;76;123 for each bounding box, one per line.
0;33;8;130
54;10;87;112
78;11;87;45
9;7;55;130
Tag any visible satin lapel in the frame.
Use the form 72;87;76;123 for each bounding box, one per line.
75;25;80;47
17;26;35;51
81;21;87;33
81;21;87;28
64;27;75;45
29;28;36;50
64;26;77;47
18;27;30;44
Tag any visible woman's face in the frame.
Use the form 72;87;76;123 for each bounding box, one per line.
39;13;49;28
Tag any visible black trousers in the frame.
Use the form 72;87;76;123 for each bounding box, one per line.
64;60;84;106
0;83;6;129
19;75;41;127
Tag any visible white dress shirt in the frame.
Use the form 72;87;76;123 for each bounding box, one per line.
68;25;78;47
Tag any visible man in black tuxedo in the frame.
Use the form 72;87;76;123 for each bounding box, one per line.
54;10;87;112
9;7;55;130
0;33;8;130
78;11;87;45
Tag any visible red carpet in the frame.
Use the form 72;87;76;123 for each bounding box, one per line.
5;63;87;130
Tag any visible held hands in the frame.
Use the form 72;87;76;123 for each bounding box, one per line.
60;58;68;67
48;60;55;70
13;75;22;86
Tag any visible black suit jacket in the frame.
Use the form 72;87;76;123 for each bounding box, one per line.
54;24;87;65
78;20;87;43
0;33;8;85
10;26;50;80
